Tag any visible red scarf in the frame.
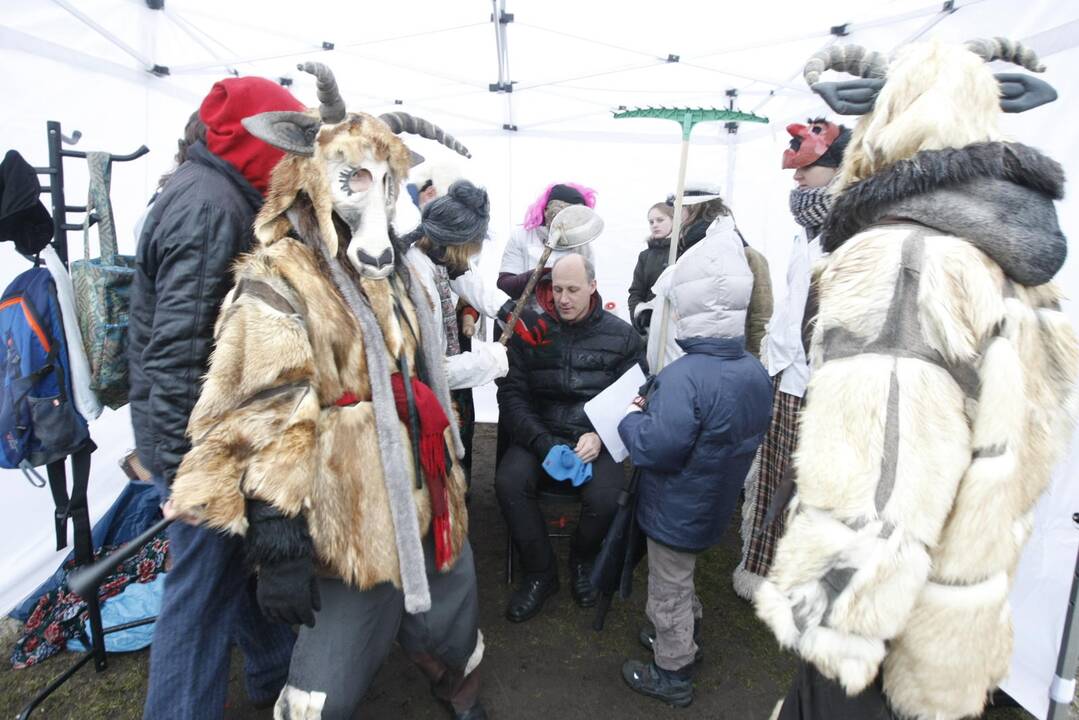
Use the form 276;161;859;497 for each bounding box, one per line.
390;374;453;570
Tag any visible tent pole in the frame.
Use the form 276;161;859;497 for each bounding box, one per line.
1048;525;1079;719
491;0;515;130
52;0;155;71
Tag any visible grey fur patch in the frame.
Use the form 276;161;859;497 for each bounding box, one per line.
876;366;901;515
821;228;980;398
973;444;1008;459
822;566;857;606
823;142;1066;286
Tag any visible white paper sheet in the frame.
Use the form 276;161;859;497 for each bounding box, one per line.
584;365;646;463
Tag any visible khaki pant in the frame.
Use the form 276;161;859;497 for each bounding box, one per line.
646;538;703;671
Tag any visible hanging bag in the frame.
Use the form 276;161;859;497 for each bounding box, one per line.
71;152;137;409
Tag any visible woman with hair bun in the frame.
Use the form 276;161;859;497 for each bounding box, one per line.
403;180;509;391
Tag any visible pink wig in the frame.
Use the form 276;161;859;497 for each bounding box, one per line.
522;182;597;230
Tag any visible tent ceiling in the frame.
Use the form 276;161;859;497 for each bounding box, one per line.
12;0;1058;143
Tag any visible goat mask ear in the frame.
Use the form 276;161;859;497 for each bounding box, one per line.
995;73;1057;113
811;79;885;115
241;111;322;157
408;149;425;167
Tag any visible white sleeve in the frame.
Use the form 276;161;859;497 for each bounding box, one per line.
445;340;509;390
499;228;528;275
450;265;509;319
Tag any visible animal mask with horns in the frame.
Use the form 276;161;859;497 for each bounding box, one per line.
802;38;1057;191
242;62;471;278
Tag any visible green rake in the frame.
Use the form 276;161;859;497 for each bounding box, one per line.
614;106;768;372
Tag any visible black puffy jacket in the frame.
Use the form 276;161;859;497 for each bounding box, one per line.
128;142;262;485
627;236;671;319
497;297;645;459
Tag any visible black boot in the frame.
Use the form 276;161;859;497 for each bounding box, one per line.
505;571;559;623
638;619;703;664
622;659;693;707
568;551;598;608
452;702;488;720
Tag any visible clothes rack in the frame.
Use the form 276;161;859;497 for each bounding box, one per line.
17;120;149;720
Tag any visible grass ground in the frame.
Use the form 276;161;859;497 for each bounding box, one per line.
0;424;1040;719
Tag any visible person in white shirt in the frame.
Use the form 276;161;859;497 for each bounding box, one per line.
497;183;596;312
732;119;851;600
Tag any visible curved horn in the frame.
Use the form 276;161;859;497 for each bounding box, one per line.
804;44;889;86
965;37;1046;72
297;62;347;123
378;112;472;159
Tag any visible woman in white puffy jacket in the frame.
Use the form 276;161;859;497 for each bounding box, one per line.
643;211;763;372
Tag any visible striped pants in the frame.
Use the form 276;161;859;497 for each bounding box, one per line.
734;374;804;598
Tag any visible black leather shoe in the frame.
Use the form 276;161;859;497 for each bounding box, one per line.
452;702;488;719
569;555;598;608
622;659;693;707
505;572;559;623
638;619;703;664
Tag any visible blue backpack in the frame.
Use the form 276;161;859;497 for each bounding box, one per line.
0;267;90;483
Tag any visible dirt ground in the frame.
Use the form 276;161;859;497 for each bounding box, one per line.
0;424;1039;719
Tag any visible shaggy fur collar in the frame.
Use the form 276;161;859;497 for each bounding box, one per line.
823;142;1067;286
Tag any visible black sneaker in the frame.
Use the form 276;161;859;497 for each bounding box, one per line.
638;619;703;664
505;572;559;623
621;659;693;707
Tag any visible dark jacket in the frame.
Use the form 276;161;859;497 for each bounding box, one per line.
128;141;262;485
619;336;771;552
498;297;645;460
627;236;671;318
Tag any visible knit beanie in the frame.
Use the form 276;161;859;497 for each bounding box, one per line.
410;180;490;247
198;77;305;195
547;184;586;206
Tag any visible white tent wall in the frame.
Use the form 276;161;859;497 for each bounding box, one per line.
1;1;1077;715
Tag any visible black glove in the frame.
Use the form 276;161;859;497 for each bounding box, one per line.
256;556;321;628
638;374;659;401
633;309;653;334
245;499;320;628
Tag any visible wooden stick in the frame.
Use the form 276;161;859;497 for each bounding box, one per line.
500;244;554;346
653;136;691;373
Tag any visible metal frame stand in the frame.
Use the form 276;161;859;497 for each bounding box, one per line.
1047;514;1079;719
15;119;149;719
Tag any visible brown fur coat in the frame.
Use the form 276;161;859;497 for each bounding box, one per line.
169;208;467;591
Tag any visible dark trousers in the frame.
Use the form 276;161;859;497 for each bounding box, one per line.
143;520;295;719
777;661;902;720
495;443;624;576
452;388;476;487
277;539;481;719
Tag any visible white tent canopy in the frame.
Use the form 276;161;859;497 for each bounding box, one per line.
2;1;1078;717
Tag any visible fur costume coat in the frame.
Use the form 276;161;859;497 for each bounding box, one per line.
167;191;468;592
754;142;1078;720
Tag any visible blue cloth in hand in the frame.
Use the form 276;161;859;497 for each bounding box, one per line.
542;445;593;487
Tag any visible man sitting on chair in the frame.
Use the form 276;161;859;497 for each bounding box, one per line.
496;253;645;623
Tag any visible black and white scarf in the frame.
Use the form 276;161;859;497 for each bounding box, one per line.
789;185;831;239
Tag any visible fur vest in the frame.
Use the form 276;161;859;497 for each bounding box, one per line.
755;142;1078;720
168;210;468;592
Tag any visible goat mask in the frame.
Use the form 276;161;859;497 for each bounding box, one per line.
805;38;1056;115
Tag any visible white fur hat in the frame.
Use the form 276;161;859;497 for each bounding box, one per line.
409;160;467;197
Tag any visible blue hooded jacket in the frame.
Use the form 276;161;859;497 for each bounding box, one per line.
619;336;772;552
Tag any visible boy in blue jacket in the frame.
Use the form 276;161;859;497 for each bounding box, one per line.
617;212;772;707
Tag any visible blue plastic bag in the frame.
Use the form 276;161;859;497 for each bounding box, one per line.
542;445;593;487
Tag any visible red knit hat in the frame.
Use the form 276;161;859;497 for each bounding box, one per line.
198;77;305;195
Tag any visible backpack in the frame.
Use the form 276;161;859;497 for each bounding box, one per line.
71;152;136;409
0;266;90;482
